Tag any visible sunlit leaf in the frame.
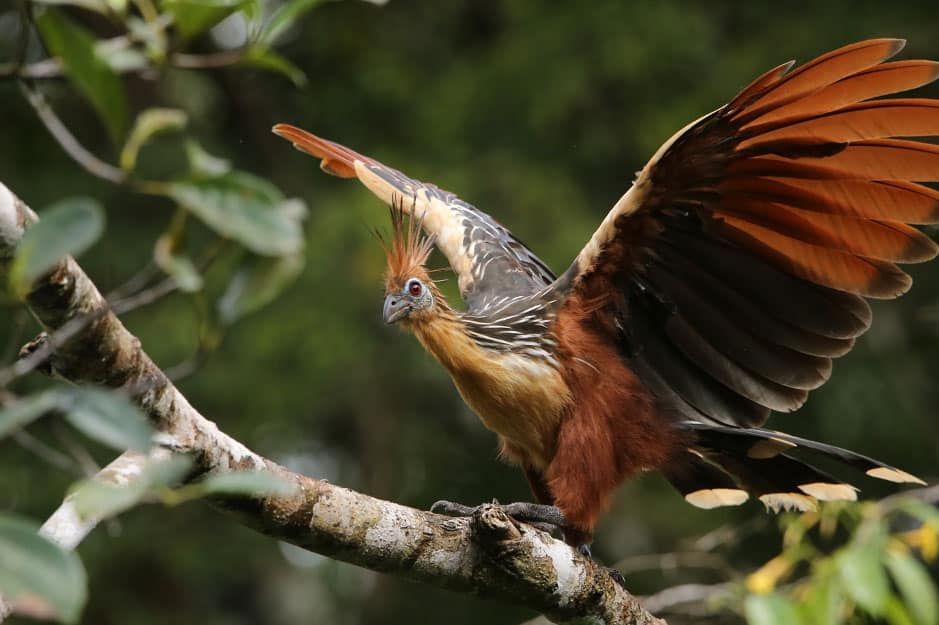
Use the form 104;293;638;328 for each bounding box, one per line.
120;108;188;172
9;197;104;297
243;46;307;86
260;0;329;45
161;0;251;40
0;392;59;439
196;470;298;497
0;515;87;624
218;252;304;323
168;172;304;256
838;541;890;616
885;550;938;625
59;388;153;451
70;455;193;520
744;593;802;625
36;8;128;142
801;569;844;625
154;233;203;292
885;595;917;625
185;140;232;178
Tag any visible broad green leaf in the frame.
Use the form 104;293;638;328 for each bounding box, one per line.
120;108;188;172
154;234;203;292
885;596;918;625
59;388;153;451
168;172;304;256
9;197;104;297
218;252;304;323
0;515;87;624
243;45;307;86
0;392;59;439
838;541;890;616
161;0;251;40
260;0;329;45
196;470;298;497
885;550;938;625
801;570;844;625
744;593;802;625
70;455;193;520
185;140;232;178
36;9;128;142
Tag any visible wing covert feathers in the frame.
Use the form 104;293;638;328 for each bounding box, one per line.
559;39;939;429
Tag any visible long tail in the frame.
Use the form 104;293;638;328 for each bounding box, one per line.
662;421;925;512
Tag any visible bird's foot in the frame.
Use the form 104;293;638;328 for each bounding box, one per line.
431;499;568;534
575;543;626;588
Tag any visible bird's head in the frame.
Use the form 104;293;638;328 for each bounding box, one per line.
380;200;443;327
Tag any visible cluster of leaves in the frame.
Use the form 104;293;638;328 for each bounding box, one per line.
1;1;339;622
0;387;295;623
742;500;939;625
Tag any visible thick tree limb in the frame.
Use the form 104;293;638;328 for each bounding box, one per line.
0;182;664;625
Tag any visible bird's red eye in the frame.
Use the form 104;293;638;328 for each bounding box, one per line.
408;281;423;297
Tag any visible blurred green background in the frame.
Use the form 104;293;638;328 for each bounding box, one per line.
1;1;938;624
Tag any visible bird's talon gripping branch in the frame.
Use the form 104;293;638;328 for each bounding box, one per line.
431;500;569;533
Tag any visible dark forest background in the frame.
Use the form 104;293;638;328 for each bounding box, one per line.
1;1;938;624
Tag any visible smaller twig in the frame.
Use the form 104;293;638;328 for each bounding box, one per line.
170;49;247;69
613;551;736;578
641;582;733;615
19;83;127;185
11;429;76;472
52;422;101;478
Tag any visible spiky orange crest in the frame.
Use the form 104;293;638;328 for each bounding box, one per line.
380;198;436;293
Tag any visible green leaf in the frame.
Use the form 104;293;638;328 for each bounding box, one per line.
801;569;844;625
196;470;297;497
70;455;193;520
59;388;153;451
260;0;329;45
36;8;128;142
185;140;232;178
154;234;203;292
885;595;918;625
160;0;251;40
243;45;307;86
218;252;304;323
168;172;305;256
120;108;188;172
9;197;104;297
744;593;802;625
885;550;939;625
0;392;59;439
838;541;891;616
0;515;87;624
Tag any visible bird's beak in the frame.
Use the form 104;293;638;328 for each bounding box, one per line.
383;293;411;324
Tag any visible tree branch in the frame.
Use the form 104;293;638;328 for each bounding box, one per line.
0;181;664;625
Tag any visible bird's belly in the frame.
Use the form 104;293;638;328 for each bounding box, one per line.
449;353;570;468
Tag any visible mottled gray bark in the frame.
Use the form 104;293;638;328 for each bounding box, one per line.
0;182;664;625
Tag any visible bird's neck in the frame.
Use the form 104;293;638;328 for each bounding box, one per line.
409;306;481;374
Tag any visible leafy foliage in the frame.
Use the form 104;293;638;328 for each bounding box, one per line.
0;515;86;624
8;197;104;297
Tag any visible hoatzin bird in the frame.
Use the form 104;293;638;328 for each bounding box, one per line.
274;39;937;555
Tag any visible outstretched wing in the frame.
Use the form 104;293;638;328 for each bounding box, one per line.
272;125;555;310
552;39;939;428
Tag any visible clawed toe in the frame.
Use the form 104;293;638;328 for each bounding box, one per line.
429;499;568;534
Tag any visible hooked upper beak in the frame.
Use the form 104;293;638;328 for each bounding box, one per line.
383;293;411;324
